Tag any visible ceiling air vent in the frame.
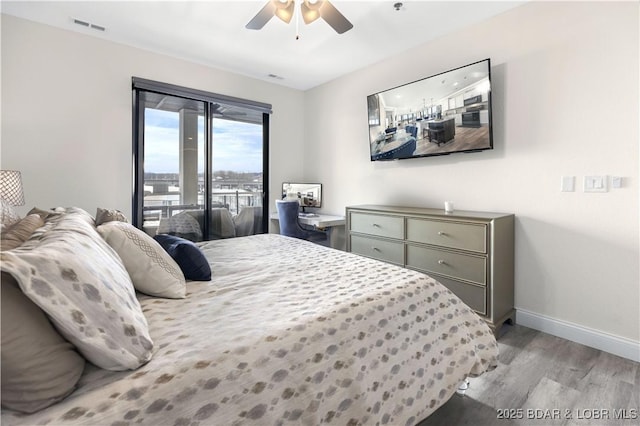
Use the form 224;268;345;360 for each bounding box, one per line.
72;18;106;32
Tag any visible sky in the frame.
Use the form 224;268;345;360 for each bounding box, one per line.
144;108;263;174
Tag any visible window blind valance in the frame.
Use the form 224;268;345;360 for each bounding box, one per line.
132;77;272;115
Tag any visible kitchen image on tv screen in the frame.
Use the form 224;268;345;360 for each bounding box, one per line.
367;59;494;161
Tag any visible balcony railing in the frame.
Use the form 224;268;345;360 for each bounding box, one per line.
143;190;263;222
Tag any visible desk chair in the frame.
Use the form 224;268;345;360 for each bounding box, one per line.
275;200;327;245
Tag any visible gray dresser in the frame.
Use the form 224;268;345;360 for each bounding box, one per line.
346;205;515;335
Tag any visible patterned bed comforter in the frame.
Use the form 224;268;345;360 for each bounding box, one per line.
2;234;498;426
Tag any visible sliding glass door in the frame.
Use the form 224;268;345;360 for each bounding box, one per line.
210;115;265;237
132;78;270;241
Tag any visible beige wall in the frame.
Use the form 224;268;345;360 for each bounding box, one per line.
303;1;639;345
1;14;305;219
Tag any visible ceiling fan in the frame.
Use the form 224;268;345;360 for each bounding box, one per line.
246;0;353;35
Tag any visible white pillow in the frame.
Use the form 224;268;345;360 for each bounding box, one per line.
97;221;186;299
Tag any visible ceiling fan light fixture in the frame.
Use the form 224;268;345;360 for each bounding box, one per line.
301;0;323;24
247;0;352;34
274;0;295;23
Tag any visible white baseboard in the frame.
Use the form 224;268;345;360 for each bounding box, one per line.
515;309;640;363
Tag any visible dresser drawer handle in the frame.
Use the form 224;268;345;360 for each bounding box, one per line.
372;223;381;228
438;259;447;265
438;231;447;236
372;247;381;252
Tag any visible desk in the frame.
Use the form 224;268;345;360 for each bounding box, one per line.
269;213;346;250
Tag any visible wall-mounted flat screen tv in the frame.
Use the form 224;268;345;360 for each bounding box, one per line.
367;59;493;161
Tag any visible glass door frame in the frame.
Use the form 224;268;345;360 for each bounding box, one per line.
132;77;271;239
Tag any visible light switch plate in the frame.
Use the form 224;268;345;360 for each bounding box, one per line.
584;175;608;192
611;176;622;188
561;176;575;192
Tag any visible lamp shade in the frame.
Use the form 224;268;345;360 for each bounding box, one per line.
0;170;25;206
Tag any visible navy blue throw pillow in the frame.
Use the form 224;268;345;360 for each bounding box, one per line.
153;234;211;281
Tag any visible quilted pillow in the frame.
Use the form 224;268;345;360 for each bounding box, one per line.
97;221;186;298
0;209;154;371
0;214;44;251
154;234;212;281
1;272;85;413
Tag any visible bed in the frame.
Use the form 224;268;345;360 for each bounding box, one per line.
1;207;498;425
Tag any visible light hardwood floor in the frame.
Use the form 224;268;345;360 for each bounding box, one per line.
419;324;640;426
413;125;490;156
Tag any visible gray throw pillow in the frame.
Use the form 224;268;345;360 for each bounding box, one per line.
1;272;86;413
0;214;45;251
95;207;128;226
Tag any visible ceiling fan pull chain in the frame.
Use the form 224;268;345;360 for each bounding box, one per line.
295;2;300;40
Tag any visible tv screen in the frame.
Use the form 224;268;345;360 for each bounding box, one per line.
367;59;493;161
282;183;322;209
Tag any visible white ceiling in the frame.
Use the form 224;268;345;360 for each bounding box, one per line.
1;1;525;91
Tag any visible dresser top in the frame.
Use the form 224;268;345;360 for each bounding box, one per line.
346;204;513;221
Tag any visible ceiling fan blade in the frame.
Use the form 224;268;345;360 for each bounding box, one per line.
319;1;353;34
245;1;277;30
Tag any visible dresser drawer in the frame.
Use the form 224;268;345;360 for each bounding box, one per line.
346;205;514;334
434;275;487;315
406;218;487;253
349;212;404;239
350;234;404;265
406;244;486;286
